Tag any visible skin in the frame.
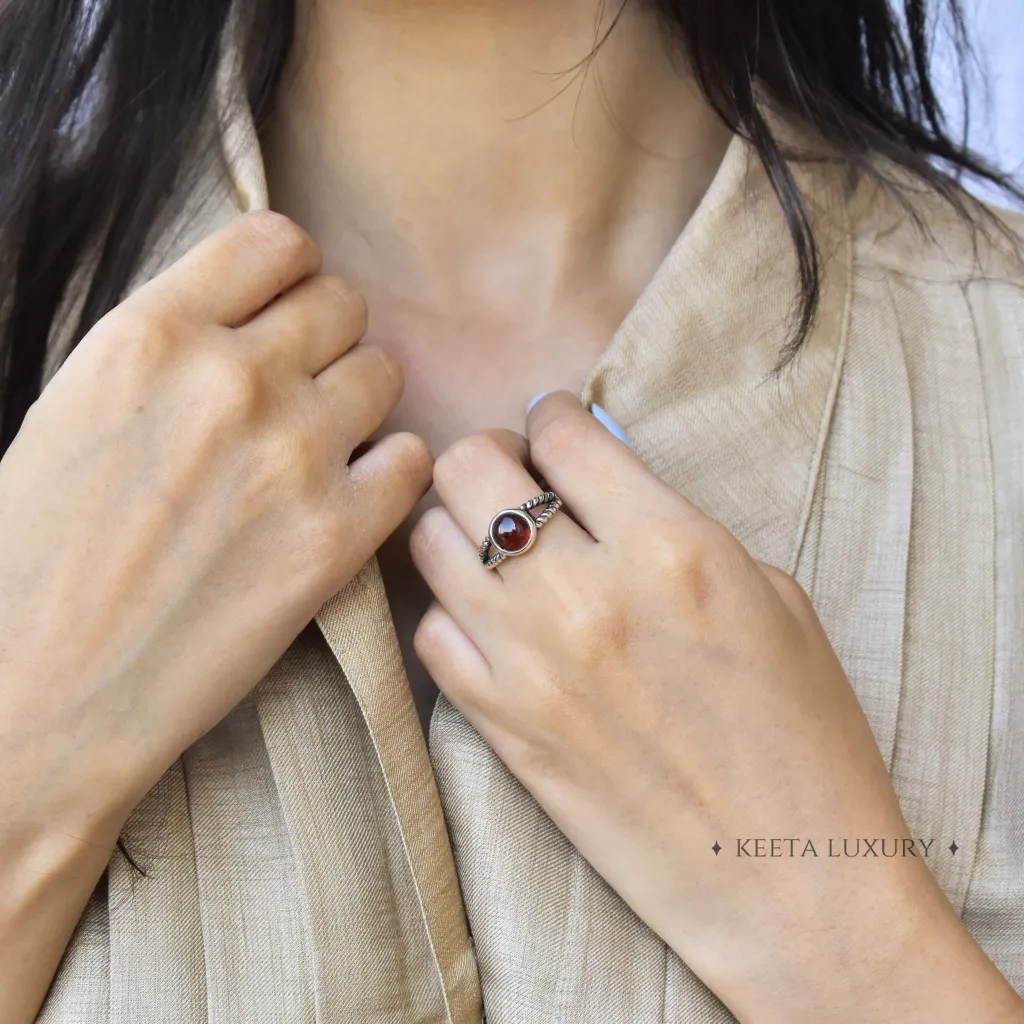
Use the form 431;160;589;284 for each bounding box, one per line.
0;1;1020;1022
261;0;734;727
409;397;1024;1022
0;213;432;1022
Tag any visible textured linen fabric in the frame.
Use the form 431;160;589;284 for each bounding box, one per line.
26;24;1024;1024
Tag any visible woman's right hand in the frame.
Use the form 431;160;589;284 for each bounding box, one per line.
0;211;430;1021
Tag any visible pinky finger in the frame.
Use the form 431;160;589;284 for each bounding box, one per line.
318;433;432;592
346;432;433;532
414;601;492;715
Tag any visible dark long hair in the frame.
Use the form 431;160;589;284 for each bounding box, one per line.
1;0;1022;458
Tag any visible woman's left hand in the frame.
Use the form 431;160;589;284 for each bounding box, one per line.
409;391;1024;1024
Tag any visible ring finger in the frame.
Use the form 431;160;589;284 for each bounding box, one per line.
431;429;594;578
313;343;405;457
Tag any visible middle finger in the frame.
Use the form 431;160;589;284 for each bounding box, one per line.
239;274;369;377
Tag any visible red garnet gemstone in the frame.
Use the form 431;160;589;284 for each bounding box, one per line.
491;510;534;554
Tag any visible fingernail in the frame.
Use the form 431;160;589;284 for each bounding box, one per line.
590;403;632;448
527;390;553;414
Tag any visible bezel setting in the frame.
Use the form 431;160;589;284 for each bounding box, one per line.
488;508;537;556
478;490;562;569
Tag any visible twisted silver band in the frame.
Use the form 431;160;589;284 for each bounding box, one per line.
479;491;563;569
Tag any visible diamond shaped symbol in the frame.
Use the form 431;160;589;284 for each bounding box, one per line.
949;841;959;856
712;841;721;856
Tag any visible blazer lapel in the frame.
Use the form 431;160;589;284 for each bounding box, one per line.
578;136;853;574
792;264;914;774
215;57;481;1022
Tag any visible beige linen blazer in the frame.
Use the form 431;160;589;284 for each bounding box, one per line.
33;31;1024;1024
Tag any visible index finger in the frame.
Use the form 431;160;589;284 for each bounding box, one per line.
525;391;710;540
127;211;322;328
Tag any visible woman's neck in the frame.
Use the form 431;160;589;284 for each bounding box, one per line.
261;3;733;727
262;0;731;336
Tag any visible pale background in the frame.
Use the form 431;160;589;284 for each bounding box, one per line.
935;0;1024;208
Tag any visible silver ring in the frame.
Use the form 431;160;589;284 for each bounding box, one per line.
478;491;563;569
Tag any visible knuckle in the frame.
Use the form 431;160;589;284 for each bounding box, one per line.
192;346;265;421
100;311;178;374
243;424;327;524
316;276;369;335
383;432;433;486
530;413;589;467
433;433;499;490
375;345;404;389
409;506;449;564
358;343;403;393
769;565;814;610
243;210;319;268
302;500;354;576
412;606;445;663
263;423;324;493
554;583;627;654
84;308;183;398
648;520;739;610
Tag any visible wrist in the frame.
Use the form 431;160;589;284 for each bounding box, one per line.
848;883;1024;1024
0;757;125;1024
0;714;141;871
735;867;1024;1024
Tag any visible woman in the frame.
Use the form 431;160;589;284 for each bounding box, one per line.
1;0;1022;1021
